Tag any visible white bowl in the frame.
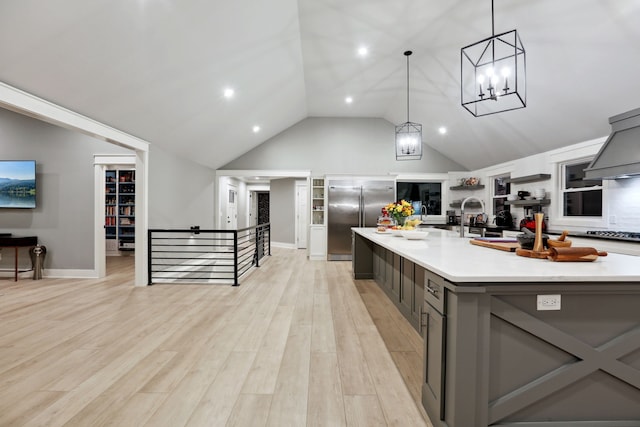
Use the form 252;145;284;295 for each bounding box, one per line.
507;194;518;201
401;230;429;240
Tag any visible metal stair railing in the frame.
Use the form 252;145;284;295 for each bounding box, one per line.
147;223;270;286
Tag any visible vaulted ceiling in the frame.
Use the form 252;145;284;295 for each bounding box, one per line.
1;1;639;171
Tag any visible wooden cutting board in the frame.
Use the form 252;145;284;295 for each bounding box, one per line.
470;239;520;252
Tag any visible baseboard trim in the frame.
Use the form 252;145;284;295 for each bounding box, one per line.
271;241;297;249
44;269;99;279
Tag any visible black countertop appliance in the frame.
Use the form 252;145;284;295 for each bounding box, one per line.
447;210;457;225
495;210;513;227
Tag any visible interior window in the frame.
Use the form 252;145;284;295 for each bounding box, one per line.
561;161;602;216
396;182;442;215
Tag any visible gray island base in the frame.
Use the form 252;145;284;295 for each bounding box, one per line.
351;228;640;427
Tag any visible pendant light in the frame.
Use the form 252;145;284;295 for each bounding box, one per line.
461;0;526;116
395;50;422;160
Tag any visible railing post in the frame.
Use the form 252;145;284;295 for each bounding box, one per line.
254;227;260;268
147;229;153;285
233;230;239;286
267;224;271;256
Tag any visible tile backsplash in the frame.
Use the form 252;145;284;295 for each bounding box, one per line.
606;177;640;231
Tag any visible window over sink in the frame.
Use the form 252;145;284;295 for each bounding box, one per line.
396;182;442;216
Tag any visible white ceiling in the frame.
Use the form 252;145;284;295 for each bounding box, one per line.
1;0;639;171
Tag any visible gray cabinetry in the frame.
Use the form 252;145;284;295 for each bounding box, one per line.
423;301;445;421
384;250;401;302
399;258;413;316
411;266;425;334
421;278;640;427
352;232;374;279
352;232;426;334
352;230;640;426
373;244;385;283
422;270;447;422
401;262;427;335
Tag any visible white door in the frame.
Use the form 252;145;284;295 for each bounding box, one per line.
296;183;308;249
226;184;238;229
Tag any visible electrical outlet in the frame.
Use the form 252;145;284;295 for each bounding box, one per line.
609;215;617;224
537;294;561;311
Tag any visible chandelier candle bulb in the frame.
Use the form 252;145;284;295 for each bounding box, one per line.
478;75;484;97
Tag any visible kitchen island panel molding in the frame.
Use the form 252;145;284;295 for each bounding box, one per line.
351;228;640;427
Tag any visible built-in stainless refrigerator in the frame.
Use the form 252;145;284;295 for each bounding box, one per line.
327;180;395;260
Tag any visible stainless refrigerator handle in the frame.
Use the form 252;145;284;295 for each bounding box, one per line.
360;187;365;226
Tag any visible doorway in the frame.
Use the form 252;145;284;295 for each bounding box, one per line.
226;184;238;229
257;192;270;225
94;154;142;282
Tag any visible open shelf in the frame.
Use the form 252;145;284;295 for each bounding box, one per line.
505;198;550;207
505;174;551;184
449;201;483;209
449;184;485;191
311;178;325;225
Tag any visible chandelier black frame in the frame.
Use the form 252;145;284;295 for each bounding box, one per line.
461;0;526;117
395;50;422;160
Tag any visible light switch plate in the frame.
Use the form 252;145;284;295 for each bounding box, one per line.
537;294;561;311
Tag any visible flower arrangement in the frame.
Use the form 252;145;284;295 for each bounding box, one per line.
383;200;415;224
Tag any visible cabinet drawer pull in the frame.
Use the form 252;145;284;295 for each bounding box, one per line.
426;285;439;296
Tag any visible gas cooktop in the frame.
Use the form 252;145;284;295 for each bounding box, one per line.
585;230;640;241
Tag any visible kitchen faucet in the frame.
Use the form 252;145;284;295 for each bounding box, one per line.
420;204;427;222
459;196;485;237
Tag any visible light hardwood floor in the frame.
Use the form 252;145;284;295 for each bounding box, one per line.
0;248;431;427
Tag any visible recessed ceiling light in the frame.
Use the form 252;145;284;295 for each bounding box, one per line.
438;126;447;135
345;96;353;104
252;125;261;133
223;88;234;98
357;46;368;57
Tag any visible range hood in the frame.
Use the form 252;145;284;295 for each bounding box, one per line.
584;107;640;180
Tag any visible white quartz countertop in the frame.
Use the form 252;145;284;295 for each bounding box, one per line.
353;227;640;283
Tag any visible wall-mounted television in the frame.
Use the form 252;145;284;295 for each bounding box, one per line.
0;160;37;208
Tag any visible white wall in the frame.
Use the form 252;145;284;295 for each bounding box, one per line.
606;177;640;230
219;117;466;175
0;106;218;273
269;178;296;246
477;138;640;233
148;144;215;229
0;107;130;270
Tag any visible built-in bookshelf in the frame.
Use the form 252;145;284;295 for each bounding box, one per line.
105;169;135;253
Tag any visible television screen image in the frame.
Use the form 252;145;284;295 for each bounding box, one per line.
0;160;36;208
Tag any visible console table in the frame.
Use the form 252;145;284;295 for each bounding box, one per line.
0;236;38;281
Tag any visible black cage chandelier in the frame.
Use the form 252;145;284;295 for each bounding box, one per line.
395;50;422;160
461;0;526;117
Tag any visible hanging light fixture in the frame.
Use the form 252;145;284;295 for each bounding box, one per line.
395;50;422;160
461;0;526;117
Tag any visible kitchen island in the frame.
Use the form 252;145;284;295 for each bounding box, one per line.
351;227;640;427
